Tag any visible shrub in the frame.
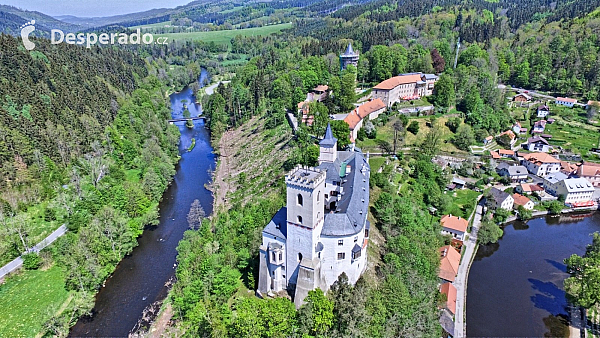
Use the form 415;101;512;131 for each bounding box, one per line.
22;252;42;270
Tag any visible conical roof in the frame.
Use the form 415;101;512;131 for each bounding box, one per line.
320;123;337;147
341;43;357;56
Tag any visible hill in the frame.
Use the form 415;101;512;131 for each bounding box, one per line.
0;5;81;36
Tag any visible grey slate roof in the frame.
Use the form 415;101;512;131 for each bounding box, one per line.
341;43;357;56
423;74;438;80
263;207;287;239
528;136;549;145
489;187;511;204
506;165;528;176
321;150;370;236
319;123;337;147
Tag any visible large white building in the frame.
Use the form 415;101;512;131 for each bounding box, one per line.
521;152;561;178
258;124;370;307
543;173;594;205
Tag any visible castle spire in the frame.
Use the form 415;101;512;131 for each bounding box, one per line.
320;123;337;147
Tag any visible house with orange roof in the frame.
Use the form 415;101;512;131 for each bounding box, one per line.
343;99;386;141
577;162;600;187
440;282;457;315
521;152;561;177
440;214;468;241
512;193;534;210
560;161;578;176
515;183;545;195
439;245;461;283
556;97;577;107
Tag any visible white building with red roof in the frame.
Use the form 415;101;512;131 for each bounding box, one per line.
440;214;468;241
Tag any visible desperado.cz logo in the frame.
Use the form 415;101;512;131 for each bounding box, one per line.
20;21;168;50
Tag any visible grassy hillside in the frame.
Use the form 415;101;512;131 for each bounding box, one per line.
155;22;292;44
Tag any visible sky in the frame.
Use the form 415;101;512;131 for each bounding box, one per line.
0;0;193;18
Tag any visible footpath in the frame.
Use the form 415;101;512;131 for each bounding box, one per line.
0;224;67;280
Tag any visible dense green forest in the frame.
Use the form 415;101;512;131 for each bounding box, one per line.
0;35;181;334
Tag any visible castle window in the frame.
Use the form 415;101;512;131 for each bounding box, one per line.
317;192;320;201
354;236;358;243
298;253;303;262
365;229;369;238
297;194;303;206
338;239;343;246
272;252;276;261
297;215;302;224
279;252;282;261
352;250;361;260
337;252;345;260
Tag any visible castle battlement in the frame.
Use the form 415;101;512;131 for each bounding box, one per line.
285;165;326;189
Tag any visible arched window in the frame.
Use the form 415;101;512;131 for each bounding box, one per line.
317;191;320;201
297;193;303;206
297;215;303;224
298;252;303;262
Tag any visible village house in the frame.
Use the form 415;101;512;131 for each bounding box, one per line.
258;125;370;307
372;73;438;107
498;149;515;158
556;97;577;107
543;173;594;205
339;43;359;71
488;187;514;210
440;214;468;241
577;162;600;187
521;152;561;177
343;98;386;141
497;163;529;183
513;93;532;102
516;183;545;195
537;105;550;118
560;161;578;176
525;136;551;153
512;122;527;135
483;135;494;145
297;85;331;126
532;120;547;134
512;193;535;210
440;282;457;316
439;245;461;283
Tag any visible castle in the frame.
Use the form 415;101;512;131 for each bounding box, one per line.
258;124;370;307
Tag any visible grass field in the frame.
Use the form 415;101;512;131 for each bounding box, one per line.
357;116;463;154
155;23;292;45
0;266;70;338
445;189;480;218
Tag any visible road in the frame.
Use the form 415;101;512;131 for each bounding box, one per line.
454;202;483;337
204;80;231;95
0;224;67;279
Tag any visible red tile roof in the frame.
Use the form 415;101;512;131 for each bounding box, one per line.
439;245;461;282
343;110;362;130
557;97;577;103
440;215;468;233
499;149;514;155
440;282;457;315
313;85;329;92
512;193;532;207
523;152;560;164
373;74;422;90
356;99;386;119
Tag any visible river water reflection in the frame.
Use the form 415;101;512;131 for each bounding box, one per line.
467;212;600;337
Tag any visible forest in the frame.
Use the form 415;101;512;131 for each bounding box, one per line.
0;34;182;334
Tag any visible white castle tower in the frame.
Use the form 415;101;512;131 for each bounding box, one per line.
258;124;370;308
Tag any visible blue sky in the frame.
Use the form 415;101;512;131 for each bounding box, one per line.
0;0;192;17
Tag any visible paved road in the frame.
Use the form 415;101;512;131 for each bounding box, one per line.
454;203;483;337
0;224;67;279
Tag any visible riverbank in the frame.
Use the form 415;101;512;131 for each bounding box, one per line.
463;205;600;337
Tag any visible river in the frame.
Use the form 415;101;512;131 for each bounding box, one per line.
70;69;215;337
467;212;600;337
